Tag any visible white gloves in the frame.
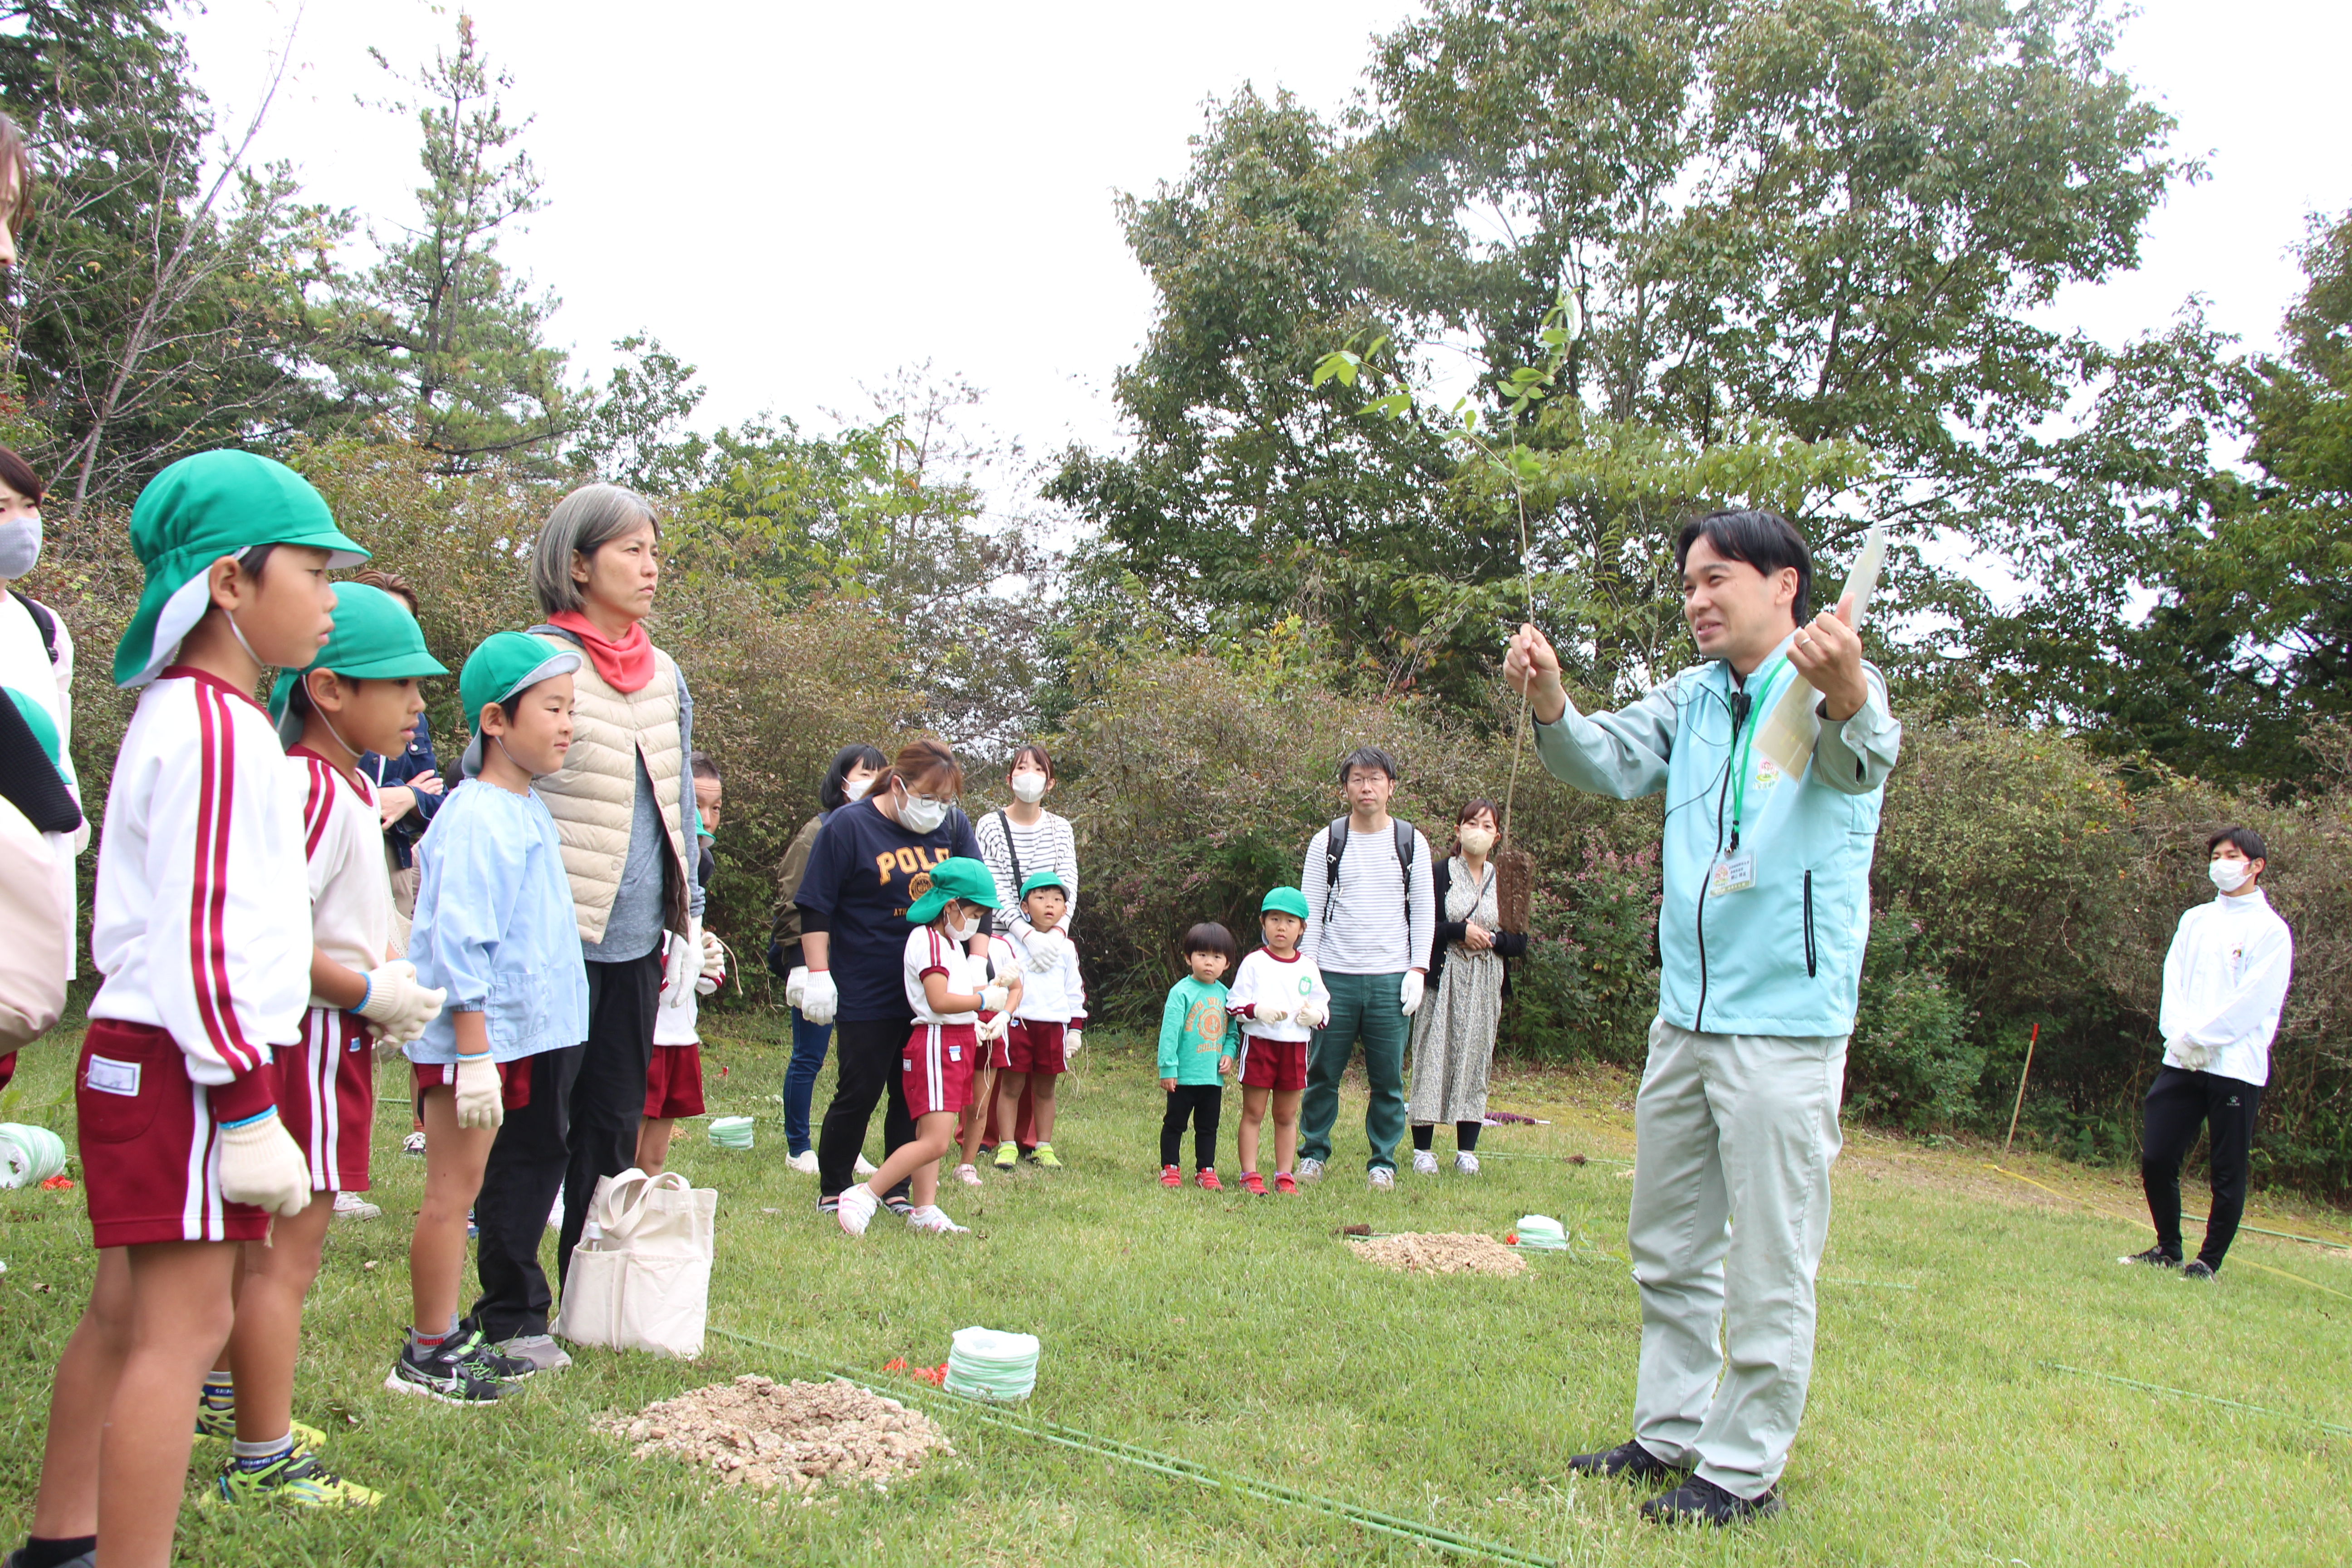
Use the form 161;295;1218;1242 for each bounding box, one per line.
354;960;446;1048
1063;1029;1083;1058
1257;1000;1293;1024
2168;1035;2216;1071
218;1111;312;1217
699;926;725;981
785;965;807;1009
799;969;839;1025
981;981;1013;1014
1295;997;1329;1030
1023;928;1068;973
1398;970;1426;1017
454;1053;505;1129
976;1010;1010;1044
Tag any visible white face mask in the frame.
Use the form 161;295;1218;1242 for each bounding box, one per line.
1009;772;1048;804
897;782;950;834
1457;825;1496;857
946;912;981;943
842;775;874;802
0;513;39;578
2209;857;2253;892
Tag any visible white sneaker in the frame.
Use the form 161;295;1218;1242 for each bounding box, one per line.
853;1155;878;1177
1368;1166;1396;1191
954;1163;983;1187
906;1205;970;1235
1296;1157;1325;1184
1411;1150;1440;1176
333;1190;380;1220
401;1130;426;1156
837;1184;881;1237
787;1150;820;1176
494;1333;573;1373
1455;1152;1481;1175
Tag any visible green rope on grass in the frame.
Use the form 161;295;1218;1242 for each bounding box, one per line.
2044;1363;2352;1439
706;1325;1562;1568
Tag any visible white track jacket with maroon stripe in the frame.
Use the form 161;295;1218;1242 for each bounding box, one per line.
89;667;311;1088
288;744;392;995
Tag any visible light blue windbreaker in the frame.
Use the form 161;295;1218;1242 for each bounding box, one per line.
406;778;590;1064
1532;634;1902;1038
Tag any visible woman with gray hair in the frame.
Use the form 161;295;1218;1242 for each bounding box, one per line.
464;482;718;1372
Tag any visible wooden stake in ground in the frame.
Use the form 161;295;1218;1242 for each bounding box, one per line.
2003;1022;2041;1160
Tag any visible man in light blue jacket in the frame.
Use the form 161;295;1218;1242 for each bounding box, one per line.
1504;509;1901;1527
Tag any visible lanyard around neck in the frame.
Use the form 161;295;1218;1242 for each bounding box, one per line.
1727;656;1791;852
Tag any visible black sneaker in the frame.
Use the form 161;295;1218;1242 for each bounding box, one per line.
2183;1259;2217;1281
882;1194;916;1218
1566;1438;1686;1485
447;1328;534;1382
382;1339;502;1404
2120;1245;2181;1269
817;1194;840;1216
1640;1476;1784;1526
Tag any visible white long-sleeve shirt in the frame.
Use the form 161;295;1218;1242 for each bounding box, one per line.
1001;924;1086;1022
289;746;393;1002
2158;889;2293;1086
90;667;310;1096
1300;820;1435;976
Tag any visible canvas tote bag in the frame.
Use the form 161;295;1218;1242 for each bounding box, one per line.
552;1167;718;1358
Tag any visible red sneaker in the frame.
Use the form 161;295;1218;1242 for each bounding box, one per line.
1274;1172;1298;1194
1160;1165;1182;1188
1196;1169;1224;1191
1240;1171;1268;1196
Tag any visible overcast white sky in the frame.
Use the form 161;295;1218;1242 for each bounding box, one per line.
178;0;2349;515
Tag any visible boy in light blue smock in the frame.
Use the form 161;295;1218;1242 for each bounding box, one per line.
392;631;589;1403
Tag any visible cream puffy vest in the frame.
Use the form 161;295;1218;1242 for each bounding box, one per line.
530;632;691;944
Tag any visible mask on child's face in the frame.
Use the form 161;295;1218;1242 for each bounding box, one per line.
1457;824;1496;857
1010;771;1048;804
946;910;982;943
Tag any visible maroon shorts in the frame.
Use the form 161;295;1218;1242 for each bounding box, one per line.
1238;1034;1308;1092
411;1056;533;1115
902;1022;980;1119
76;1018;269;1248
0;1049;15;1092
995;1019;1067;1076
644;1043;706;1120
277;1008;374;1194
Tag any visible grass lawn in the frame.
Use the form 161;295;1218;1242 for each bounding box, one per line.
4;1009;2350;1566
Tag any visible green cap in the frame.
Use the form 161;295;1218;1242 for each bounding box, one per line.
458;631;580;777
1261;886;1311;920
1018;869;1068;901
114;451;369;689
905;856;1003;925
5;686;60;767
267;583;450;745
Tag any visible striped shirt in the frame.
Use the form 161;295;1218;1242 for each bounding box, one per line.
974;807;1078;931
1300;821;1436;976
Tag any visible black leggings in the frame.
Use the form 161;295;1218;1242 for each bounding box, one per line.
1411;1121;1483;1152
817;1014;916;1202
2141;1066;2263;1269
1161;1085;1222;1171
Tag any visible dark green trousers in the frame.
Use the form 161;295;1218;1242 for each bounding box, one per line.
1300;970;1408;1171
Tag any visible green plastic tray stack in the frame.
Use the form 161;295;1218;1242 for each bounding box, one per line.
0;1123;67;1188
706;1116;755;1151
945;1326;1039;1401
1513;1214;1568;1251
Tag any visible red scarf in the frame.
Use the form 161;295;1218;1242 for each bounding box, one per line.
548;610;655;694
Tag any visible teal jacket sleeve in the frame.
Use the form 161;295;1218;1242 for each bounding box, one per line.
1157;985;1187;1076
1530;678;1683;801
1809;663;1901;796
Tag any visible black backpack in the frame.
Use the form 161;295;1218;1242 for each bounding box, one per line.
1323;816;1417;918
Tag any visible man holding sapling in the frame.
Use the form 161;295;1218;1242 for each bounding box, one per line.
2122;827;2292;1282
1504;508;1900;1528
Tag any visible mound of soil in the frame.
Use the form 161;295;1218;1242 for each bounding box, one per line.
600;1375;953;1494
1347;1232;1528;1277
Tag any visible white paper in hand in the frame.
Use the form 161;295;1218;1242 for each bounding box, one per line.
1753;522;1886;781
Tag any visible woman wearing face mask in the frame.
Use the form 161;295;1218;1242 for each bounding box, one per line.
793;737;983;1219
769;742;888;1172
969;744;1080;1161
0;443;86;1093
1405;801;1529;1175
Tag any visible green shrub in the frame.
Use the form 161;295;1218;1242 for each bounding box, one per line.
1847;906;1980;1129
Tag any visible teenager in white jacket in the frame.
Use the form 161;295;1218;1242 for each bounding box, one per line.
2125;827;2293;1280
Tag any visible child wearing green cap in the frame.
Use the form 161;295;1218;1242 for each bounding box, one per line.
391;631;589;1402
1227;888;1332;1195
976;871;1086;1176
27;451;365;1567
191;583;451;1508
838;857;1019;1238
